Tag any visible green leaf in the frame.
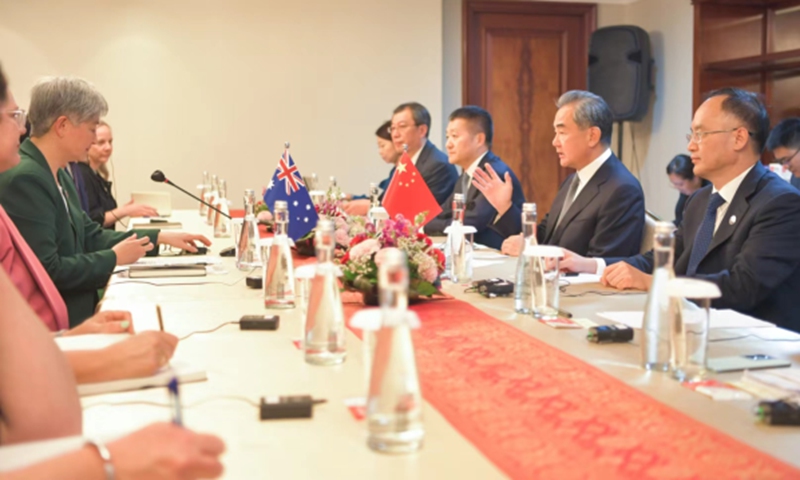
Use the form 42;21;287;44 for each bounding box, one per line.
413;281;438;297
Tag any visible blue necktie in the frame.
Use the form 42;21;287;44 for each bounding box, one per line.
686;192;725;276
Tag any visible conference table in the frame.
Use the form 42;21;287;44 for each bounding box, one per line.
86;210;800;479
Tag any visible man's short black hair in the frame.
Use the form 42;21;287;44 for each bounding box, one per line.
704;87;770;153
766;118;800;152
449;105;493;146
393;102;431;138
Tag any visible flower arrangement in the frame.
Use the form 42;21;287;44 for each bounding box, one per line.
340;213;445;304
254;200;272;224
293;188;360;257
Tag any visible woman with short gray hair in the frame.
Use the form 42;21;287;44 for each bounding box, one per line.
0;75;211;328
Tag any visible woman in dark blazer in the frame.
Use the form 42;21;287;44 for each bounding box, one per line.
73;120;158;229
0;76;210;327
666;154;710;226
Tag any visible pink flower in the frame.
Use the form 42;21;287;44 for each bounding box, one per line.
349;238;381;260
334;228;350;246
421;265;438;283
257;210;273;222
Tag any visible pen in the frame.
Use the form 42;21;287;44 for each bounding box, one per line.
156;304;164;331
168;377;183;426
557;308;573;318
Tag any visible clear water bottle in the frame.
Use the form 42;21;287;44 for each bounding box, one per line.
367;248;424;454
514;203;537;314
213;179;231;238
304;219;346;365
236;189;261;271
199;171;210;216
642;222;680;371
448;193;472;283
205;175;219;225
263;201;295;309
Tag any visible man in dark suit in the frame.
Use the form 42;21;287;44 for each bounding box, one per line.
389;102;458;206
424;106;525;250
593;88;800;333
478;91;644;272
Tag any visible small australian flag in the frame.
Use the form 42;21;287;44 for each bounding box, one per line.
263;149;319;241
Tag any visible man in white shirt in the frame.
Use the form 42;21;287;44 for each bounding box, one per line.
424;106;525;249
481;90;644;268
388;102;458;206
574;88;800;332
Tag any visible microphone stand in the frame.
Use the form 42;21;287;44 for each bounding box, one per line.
154;175;232;219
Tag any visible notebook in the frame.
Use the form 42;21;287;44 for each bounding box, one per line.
55;335;208;396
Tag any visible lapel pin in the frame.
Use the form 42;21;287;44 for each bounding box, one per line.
729;215;737;226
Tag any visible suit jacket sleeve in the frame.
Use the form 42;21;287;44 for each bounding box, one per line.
491;204;522;239
697;192;800;312
1;171;119;291
586;182;644;257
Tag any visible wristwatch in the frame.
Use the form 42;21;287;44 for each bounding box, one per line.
85;439;115;480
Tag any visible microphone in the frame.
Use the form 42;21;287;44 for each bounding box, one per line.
150;170;231;219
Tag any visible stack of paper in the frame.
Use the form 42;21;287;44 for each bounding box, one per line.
735;369;800;400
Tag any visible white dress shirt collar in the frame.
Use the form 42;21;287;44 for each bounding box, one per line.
574;148;612;196
465;151;489;179
410;144;424;166
712;164;755;204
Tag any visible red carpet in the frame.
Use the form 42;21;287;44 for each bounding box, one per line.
345;298;800;479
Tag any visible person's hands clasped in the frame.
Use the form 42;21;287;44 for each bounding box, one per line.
342;199;370;216
101;331;179;379
65;310;135;336
113;234;154;265
106;422;225;480
122;199;159;218
157;232;212;253
601;262;652;290
472;163;513;216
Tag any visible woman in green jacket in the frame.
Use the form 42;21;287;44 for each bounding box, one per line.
0;76;210;327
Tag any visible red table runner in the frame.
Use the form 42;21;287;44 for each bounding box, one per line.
345;298;800;480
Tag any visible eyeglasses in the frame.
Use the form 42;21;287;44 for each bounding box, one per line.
388;122;418;134
4;109;27;129
686;127;753;145
776;148;800;166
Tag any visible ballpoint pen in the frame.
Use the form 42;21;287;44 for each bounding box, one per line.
168;376;183;426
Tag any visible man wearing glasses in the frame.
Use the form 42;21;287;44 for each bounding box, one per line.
388;102;458;206
561;88;800;333
766;117;800;191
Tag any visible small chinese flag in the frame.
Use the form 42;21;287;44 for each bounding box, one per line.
382;151;442;226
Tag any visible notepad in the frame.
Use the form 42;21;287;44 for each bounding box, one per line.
77;361;207;396
55;335;208;396
128;265;207;278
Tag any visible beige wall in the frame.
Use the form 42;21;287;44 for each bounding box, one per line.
0;0;443;208
442;0;694;220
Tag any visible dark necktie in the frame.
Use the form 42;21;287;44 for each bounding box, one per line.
555;175;581;229
686;192;726;276
458;171;471;195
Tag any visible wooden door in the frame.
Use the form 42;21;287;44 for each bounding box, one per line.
464;1;596;216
